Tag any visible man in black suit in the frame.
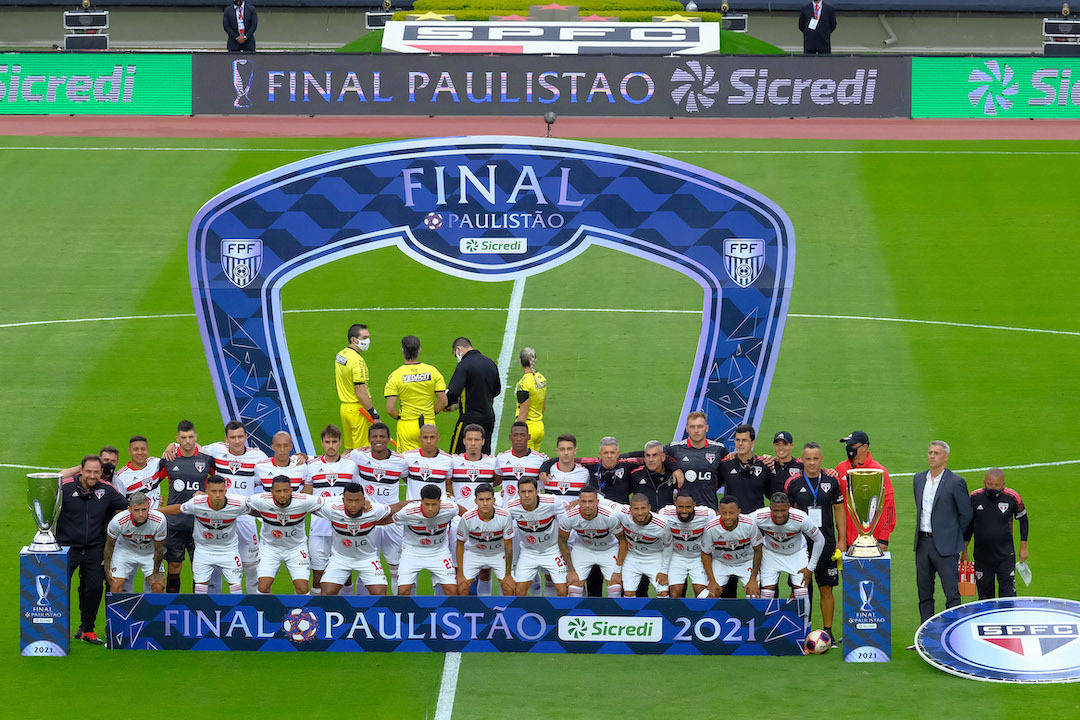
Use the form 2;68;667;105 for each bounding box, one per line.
224;0;258;52
798;0;837;55
912;440;973;628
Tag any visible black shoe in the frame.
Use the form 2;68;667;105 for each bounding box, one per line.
829;638;841;649
73;628;84;640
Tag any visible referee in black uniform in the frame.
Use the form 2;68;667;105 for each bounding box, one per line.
446;337;501;454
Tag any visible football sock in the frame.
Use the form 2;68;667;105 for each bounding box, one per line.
243;564;259;592
477;578;492;596
793;587;809;599
388;565;399;595
228;582;242;594
194;582;209;594
166;573;181;593
607;584;622;598
761;588;776;598
309;587;321;596
569;585;584;597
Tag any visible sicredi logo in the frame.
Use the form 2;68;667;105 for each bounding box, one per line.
0;63;136;104
557;615;662;642
459;237;527;254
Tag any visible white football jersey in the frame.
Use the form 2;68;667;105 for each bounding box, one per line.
306;455;359;536
494;449;546;506
456;507;513;555
403;449;454;501
107;509;167;554
618;508;669;558
248;492;322;549
349;449;408;503
702;514;762;565
542;462;590;502
393;500;459;555
449;453;498;512
111;459;165;508
315;501;389;560
660;505;716;557
203;442;267;496
560;503;622;550
180;494;249;552
753;508;822;556
506;495;560;552
254;458;309;493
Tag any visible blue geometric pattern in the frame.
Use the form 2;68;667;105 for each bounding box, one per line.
842;555;892;662
20;549;69;657
189;137;795;453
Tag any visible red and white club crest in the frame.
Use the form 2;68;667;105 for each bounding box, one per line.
373;467;385;481
705;453;716;464
467;467;479;481
420;468;431;480
94;488;105;499
272;530;283;539
277;513;289;523
230;461;241;474
512;466;524;478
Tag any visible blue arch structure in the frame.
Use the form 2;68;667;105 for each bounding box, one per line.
189;137;796;454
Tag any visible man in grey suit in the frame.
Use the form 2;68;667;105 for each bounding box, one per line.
913;440;973;627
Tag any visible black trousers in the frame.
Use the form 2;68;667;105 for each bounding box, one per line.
67;544;106;632
976;555;1016;599
450;415;494;455
915;533;961;623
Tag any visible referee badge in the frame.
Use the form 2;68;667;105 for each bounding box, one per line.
723;239;765;288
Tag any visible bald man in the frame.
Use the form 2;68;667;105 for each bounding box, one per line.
963;468;1029;599
254;432;312;494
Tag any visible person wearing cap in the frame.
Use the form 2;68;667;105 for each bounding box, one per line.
771;431;803;487
835;431;896;552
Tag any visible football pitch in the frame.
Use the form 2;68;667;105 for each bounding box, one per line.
3;136;1079;718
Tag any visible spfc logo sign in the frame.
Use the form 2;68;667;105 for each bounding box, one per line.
221;239;263;288
723;239;765;288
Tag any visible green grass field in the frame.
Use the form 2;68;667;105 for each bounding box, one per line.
3;136;1079;718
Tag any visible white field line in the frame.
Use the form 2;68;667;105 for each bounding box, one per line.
490;277;526;445
434;651;462;720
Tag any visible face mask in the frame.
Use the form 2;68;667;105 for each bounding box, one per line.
845;444;858;464
100;461;115;480
984;488;1000;499
358;337;370;351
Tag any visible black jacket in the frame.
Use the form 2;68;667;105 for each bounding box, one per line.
224;1;258;52
56;479;126;547
798;2;837;54
446;348;501;423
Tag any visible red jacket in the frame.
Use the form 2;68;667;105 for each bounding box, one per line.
836;452;896;545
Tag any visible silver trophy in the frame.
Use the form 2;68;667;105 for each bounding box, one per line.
845;468;885;558
27;472;62;552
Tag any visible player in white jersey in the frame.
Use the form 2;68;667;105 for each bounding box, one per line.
159;476;250;593
455;483;514;595
403;423;454;501
448;424;499;513
202;421;268;591
661;492;716;598
111;435;166;508
559;485;626;597
348;422;409;591
752;492;825;601
254;431;311;494
507;478;568;595
495;421;546;507
616;493;671;597
538;433;590;511
247;477;324;594
393;484;466;594
317;482;407;595
305;424;359;592
702;495;764;597
104;492;167;593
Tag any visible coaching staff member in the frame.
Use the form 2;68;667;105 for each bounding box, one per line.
57;455;127;645
446;337;501;454
224;0;257;52
836;430;896;551
963;468;1029;599
798;0;836;54
913;440;972;627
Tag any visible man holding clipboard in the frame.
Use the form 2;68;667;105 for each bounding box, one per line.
799;0;837;54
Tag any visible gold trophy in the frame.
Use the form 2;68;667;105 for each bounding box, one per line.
845;468;885;558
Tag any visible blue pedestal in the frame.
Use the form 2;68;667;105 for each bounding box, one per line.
20;547;70;657
842;552;891;662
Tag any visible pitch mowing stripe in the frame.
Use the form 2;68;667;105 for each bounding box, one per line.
491;277;526;445
434;652;462;720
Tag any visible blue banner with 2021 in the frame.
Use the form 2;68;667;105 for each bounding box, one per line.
106;594;808;655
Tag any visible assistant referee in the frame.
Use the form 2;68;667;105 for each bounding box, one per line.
335;323;379;452
384;335;448;452
445;336;501;454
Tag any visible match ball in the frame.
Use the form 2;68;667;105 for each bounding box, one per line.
804;629;831;655
282;608;319;642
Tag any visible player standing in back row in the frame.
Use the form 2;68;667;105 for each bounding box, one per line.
384;335;447;452
514;346;547;452
336;323;380;452
306;424;358;593
662;411;726;510
161;420;216;593
349;422;409;592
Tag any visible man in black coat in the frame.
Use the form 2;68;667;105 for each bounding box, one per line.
224;0;258;52
798;0;837;55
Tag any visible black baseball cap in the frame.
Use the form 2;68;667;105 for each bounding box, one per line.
773;431;793;444
841;431;870;445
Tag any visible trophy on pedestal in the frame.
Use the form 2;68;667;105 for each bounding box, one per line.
845;468;885;558
27;472;62;553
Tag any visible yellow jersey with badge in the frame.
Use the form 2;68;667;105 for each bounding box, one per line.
385;362;446;420
515;371;547;422
335;346;368;403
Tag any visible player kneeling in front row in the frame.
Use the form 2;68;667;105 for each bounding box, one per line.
618;493;671;597
701;495;763;598
559;485;626;598
159;477;250;593
456;483;515;596
248;476;324;594
507;478;569;596
317;482;407;596
394;484;467;596
105;492;167;593
753;492;824;602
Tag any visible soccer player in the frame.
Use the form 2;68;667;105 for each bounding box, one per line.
160;475;250;594
247;476;324;594
336;322;380;452
495;421;546;507
306;424;359;593
104;492;166;593
538;434;590;511
701;496;763;598
963;468;1029;599
254;431;311;493
404;423;454;501
507;478;568;597
661;492;716;599
394;484;466;596
514;346;547;452
384;335;448;452
455;483;515;596
785;442;846;642
660;411;726;510
719;423;777;513
753;492;825;604
317;483;407;596
617;493;670;598
349;422;409;591
111;436;166;507
558;486;626;598
202;420;268;591
448;424;500;593
161;420;216;593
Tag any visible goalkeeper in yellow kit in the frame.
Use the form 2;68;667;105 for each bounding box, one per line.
514;346;547;452
384;335;448;452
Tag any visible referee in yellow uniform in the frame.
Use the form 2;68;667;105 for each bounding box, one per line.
514;346;547;452
335;323;379;452
384;335;448;452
